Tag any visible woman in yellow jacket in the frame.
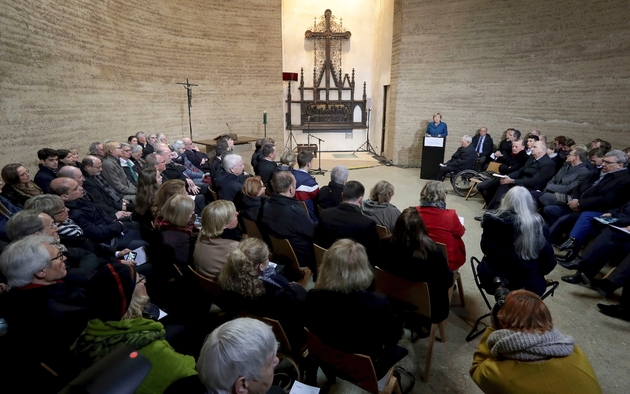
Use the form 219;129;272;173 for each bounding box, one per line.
470;290;601;394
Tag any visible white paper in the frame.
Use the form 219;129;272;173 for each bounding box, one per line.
424;137;444;147
492;173;507;178
458;216;465;225
610;225;630;235
289;382;320;394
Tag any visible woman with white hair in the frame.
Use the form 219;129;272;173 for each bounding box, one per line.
477;186;556;296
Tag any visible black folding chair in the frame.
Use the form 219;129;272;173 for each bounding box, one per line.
466;256;560;341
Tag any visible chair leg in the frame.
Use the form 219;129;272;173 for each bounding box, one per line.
456;272;465;307
438;321;446;343
421;323;437;382
465;184;476;200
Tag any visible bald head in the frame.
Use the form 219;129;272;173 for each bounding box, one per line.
57;166;84;186
50;178;83;202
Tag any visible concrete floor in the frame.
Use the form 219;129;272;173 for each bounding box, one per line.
233;145;629;393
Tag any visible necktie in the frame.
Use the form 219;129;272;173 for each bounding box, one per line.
476;137;484;153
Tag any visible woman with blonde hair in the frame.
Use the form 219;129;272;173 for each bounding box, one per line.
478;186;556;296
151;179;187;218
154;194;197;268
417;180;466;271
305;239;407;381
361;180;401;232
219;237;306;349
471;290;601;394
193;200;241;279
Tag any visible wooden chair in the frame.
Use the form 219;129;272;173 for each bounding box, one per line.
299;200;309;216
435;242;465;307
305;328;401;394
373;267;445;382
208;188;218;202
316;204;325;217
465;178;484;201
313;243;327;273
187;265;223;298
241;217;264;240
240;314;305;381
486;161;501;174
376;224;390;239
269;234;311;287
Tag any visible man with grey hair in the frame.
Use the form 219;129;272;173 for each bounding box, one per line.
196;318;280;394
182;137;211;171
0;234;89;382
316;165;348;209
120;142;139;185
135;131;147;149
24;194;84;238
171;139;207;184
214;153;247;201
434;134;477;181
142;132;158;158
535;147;592;208
88;141;105;159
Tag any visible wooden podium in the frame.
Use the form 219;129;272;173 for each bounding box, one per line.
420;137;446;179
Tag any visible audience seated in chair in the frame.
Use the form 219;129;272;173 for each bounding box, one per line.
417;181;466;271
255;143;278;186
1;162;44;209
154;194;197;269
316;165;347;209
471;127;494;168
100;142;137;199
71;263;197;394
305;239;408;381
193;200;241;279
236;176;268;222
291;151;320;222
477;186;556;297
470;290;601;394
377;208;454;324
34;148;59;194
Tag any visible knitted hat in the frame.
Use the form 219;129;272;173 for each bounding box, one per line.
88;263;136;321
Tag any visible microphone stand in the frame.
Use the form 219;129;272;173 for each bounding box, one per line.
308;133;326;176
353;107;380;157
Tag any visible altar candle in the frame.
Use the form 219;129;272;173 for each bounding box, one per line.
263;111;267;124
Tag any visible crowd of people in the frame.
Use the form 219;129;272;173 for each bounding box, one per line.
0;126;623;393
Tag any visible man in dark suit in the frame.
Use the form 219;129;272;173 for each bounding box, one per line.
315;181;379;262
182;137;211;172
256;143;278;186
471;127;494;167
495;139;528;175
434;135;477;181
316;165;348;209
478;141;556;211
81;156;131;215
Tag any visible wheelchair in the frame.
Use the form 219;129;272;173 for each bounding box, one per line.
449;169;482;197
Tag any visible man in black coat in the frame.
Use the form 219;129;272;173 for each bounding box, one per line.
316;165;348;209
315;181;380;262
471;127;494;167
256;143;278;186
33;148;59;194
434;135;477;181
478;141;556;210
495;139;528;175
182;137;212;171
81;156;131;214
258;171;315;268
214;154;248;202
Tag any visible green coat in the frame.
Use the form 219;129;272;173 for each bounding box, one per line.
72;318;197;394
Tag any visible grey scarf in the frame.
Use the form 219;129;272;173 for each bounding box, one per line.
488;328;574;361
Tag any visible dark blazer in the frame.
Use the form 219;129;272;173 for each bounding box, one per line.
496;139;512;158
497;150;528;175
471;134;494;159
256;159;278;185
33;164;56;194
315;203;380;260
214;169;244;202
544;162;592;194
65;197;125;242
577;169;630;212
237;194;268;222
81;170;125;213
445;144;477;172
508;154;556;190
316;181;344;209
259;194;315;267
142;143;155;159
184;149;211;171
305;289;405;378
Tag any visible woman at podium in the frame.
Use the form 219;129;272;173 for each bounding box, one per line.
426;113;448;137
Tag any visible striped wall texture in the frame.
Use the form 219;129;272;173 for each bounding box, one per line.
0;0;283;166
387;0;630;166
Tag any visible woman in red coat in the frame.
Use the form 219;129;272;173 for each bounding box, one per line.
416;181;466;271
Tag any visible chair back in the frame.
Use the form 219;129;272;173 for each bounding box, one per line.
313;244;327;273
305;329;381;394
373;267;431;319
486;161;501;173
242;217;264;240
208;188;218;202
435;242;448;261
269;234;311;287
187;265;223;298
376;224;390;239
299;200;309;216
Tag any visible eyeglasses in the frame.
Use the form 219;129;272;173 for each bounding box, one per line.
136;274;146;284
602;160;620;165
45;222;58;230
18;169;30;177
53;208;67;216
51;252;65;262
